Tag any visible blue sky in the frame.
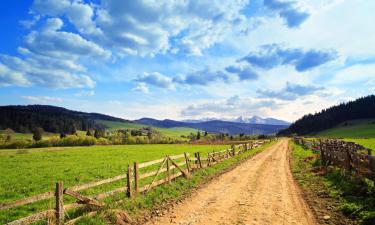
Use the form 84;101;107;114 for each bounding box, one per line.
0;0;374;122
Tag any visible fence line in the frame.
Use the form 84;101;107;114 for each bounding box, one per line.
294;137;375;180
2;140;270;225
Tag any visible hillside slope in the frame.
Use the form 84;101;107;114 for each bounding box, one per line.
279;95;375;135
95;120;198;139
315;119;375;138
0;105;132;133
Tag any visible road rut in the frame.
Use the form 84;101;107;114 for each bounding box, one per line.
146;139;317;225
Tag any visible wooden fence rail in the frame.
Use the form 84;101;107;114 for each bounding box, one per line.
294;137;375;180
2;140;270;225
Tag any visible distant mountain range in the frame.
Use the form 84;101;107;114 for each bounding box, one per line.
0;105;289;135
135;118;288;135
183;116;290;126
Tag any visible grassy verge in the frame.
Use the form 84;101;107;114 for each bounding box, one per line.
345;138;375;155
315;119;375;138
290;141;375;225
72;141;276;224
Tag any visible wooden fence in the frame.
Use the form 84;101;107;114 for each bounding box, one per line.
1;140;269;225
294;137;375;180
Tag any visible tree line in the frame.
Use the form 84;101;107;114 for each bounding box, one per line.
278;95;375;135
0;105;99;134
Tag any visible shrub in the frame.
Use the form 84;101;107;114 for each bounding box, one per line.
0;140;31;149
32;127;44;141
97;138;111;145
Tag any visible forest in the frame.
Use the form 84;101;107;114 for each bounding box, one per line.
0;105;127;134
278;95;375;135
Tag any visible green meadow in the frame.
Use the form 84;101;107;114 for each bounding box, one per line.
96;119;199;139
0;144;230;223
315;119;375;138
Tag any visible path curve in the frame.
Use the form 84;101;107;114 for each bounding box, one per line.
146;139;317;225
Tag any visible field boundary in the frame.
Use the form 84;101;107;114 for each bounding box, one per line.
2;140;270;225
294;137;375;180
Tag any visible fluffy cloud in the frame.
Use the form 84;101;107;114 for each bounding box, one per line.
132;82;149;93
31;0;252;56
225;64;258;80
135;72;174;89
174;69;233;86
0;18;106;88
32;0;100;35
25;18;109;59
240;44;337;72
257;82;324;100
181;95;277;118
141;65;259;89
263;0;310;28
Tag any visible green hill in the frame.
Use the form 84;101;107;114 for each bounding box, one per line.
315;119;375;138
279;95;375;136
95;120;199;139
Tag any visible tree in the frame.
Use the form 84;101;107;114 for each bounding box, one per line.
94;129;105;139
197;131;201;140
204;131;208;136
147;131;152;140
86;129;93;136
4;128;14;142
32;127;44;141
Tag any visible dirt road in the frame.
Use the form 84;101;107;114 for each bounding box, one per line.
146;139;317;225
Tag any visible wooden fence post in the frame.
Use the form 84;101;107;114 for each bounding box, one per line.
134;162;139;194
166;156;171;184
126;165;133;198
184;152;191;172
319;140;325;166
346;148;352;172
194;152;198;169
55;181;64;225
197;152;202;168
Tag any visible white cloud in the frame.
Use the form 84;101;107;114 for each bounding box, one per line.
181;95;278;119
20;15;40;29
25;18;110;59
132;82;149;93
135;72;174;89
329;64;375;85
32;0;250;56
0;18;107;88
32;0;101;35
0;63;31;87
21;95;64;104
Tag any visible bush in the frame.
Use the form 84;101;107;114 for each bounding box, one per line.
30;140;52;148
97;138;111;145
0;140;31;149
32;127;44;141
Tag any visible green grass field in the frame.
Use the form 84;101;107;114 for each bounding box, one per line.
344;138;375;155
0;130;59;141
0;130;89;141
315;119;375;138
96;120;198;139
0;144;230;223
0;144;228;202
